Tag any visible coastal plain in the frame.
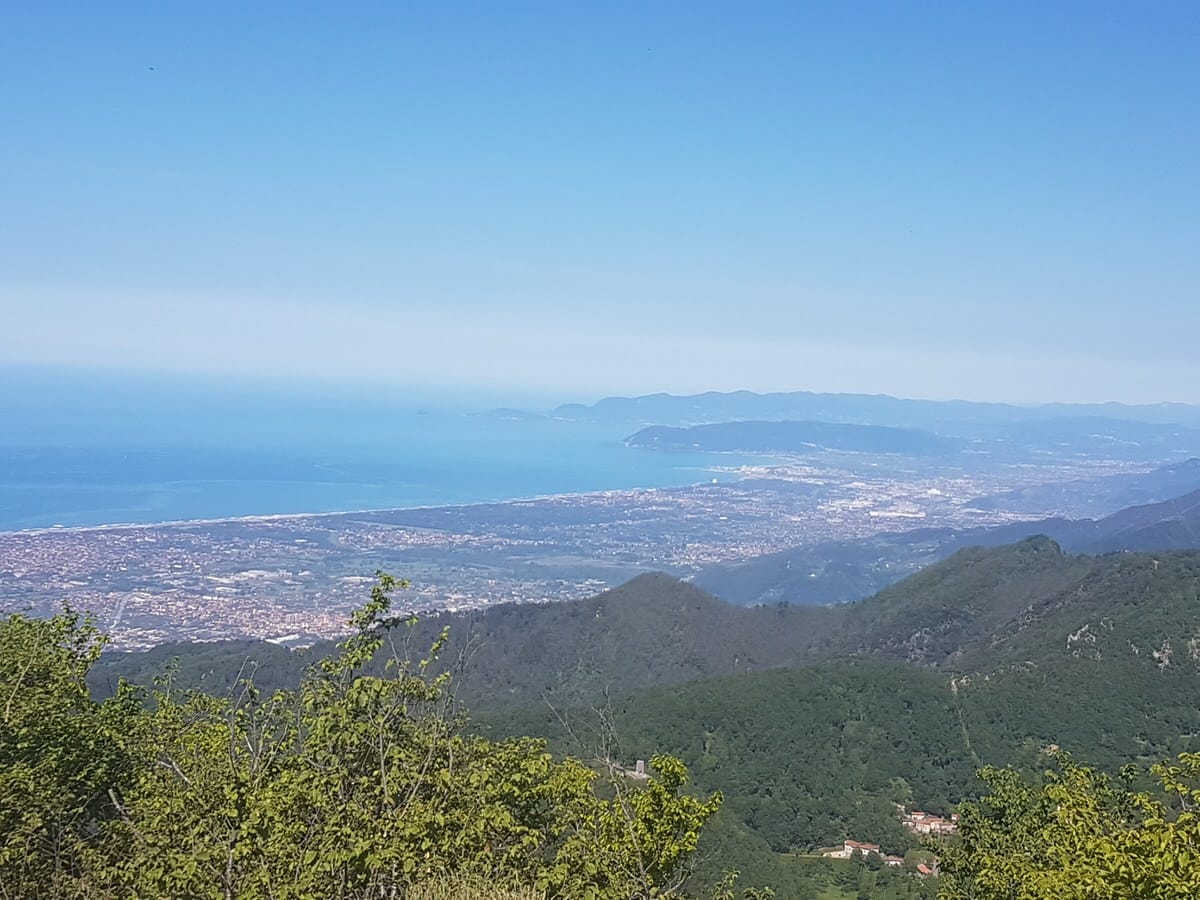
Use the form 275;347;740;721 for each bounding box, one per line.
0;451;1168;649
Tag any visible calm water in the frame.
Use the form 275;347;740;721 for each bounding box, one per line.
0;369;738;530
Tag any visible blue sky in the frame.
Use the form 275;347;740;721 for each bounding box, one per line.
2;2;1197;402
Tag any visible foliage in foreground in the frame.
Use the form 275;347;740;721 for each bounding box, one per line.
0;575;730;899
940;753;1200;899
93;545;1200;874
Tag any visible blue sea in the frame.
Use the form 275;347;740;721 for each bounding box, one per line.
0;368;739;531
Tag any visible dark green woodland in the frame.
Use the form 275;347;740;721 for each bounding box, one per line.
10;538;1200;897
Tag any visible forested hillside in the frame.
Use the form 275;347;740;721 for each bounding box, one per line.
492;643;1200;891
96;539;1200;711
81;540;1200;895
0;583;731;899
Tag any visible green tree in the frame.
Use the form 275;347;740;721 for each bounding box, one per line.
0;610;140;899
938;753;1200;899
0;574;722;898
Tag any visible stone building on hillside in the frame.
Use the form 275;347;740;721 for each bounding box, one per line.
823;839;881;859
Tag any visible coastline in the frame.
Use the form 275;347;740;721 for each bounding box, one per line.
1;475;734;539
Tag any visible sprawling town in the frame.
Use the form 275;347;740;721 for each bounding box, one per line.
0;455;1148;649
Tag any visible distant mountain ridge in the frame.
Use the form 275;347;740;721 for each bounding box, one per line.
695;481;1200;607
1086;488;1200;551
625;416;1199;464
553;389;1200;429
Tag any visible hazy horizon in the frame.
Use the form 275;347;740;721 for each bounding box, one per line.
4;362;1200;412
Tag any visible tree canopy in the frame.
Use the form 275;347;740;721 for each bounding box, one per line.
0;575;730;899
940;753;1200;899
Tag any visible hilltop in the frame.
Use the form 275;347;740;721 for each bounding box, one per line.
488;543;1200;884
93;573;806;707
96;538;1200;711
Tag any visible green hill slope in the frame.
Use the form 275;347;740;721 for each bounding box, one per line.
89;541;1200;895
96;539;1200;713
